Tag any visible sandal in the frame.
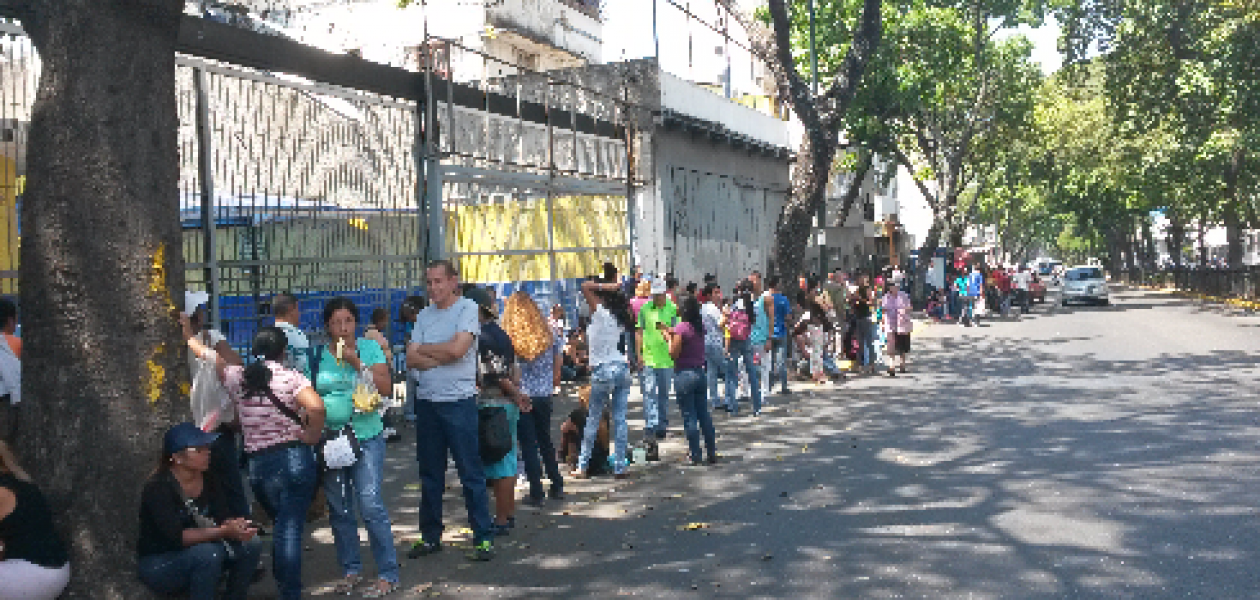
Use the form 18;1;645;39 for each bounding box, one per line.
333;574;363;595
361;579;398;598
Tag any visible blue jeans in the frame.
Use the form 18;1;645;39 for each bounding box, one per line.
858;318;878;366
641;366;673;437
961;296;975;322
138;540;262;600
210;426;250;518
725;338;762;414
579;361;630;474
674;368;716;462
517;396;564;501
770;337;790;393
415;397;494;545
249;443;318;600
324;434;399;583
704;344;726;409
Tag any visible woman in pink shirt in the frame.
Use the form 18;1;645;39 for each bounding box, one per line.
881;281;913;376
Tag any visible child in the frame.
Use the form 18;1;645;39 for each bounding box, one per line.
558;386;610;475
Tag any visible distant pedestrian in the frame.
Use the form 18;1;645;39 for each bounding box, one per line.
850;275;878;374
766;277;791;395
699;284;727;411
725;281;763;414
882;281;913;376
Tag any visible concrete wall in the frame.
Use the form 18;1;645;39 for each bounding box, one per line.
643;128;790;290
485;0;602;64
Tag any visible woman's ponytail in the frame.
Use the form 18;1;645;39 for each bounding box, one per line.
242;326;289;396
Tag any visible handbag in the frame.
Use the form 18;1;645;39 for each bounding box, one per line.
478;405;513;464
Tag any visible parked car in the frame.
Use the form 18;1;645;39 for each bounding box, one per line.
1061;266;1110;306
1028;274;1047;303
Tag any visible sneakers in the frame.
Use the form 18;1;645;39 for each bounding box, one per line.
521;495;545;508
644;440;661;462
466;540;494;561
548;484;565;500
407;540;442;559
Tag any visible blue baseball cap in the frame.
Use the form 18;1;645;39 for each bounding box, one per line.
163;422;219;456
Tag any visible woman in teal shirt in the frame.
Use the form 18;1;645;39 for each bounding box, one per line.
317;297;400;597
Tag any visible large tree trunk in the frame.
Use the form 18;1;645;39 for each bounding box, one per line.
911;217;945;302
770;129;836;285
1197;214;1209;269
1223;145;1246;268
19;2;187;597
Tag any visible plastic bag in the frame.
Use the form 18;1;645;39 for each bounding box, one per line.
351;366;383;414
190;347;232;430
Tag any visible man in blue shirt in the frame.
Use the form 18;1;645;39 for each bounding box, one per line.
767;276;792;396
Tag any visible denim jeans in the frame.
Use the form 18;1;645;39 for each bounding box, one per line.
673;368;716;462
324;434;400;583
248;443;318;600
858;318;878;366
517;395;564;501
415;397;494;545
961;296;976;322
137;539;262;600
754;343;771;398
641;366;673;437
579;361;630;474
769;337;790;393
704;344;726;409
210;426;250;518
725;338;762;415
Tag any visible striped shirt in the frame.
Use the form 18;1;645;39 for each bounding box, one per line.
223;362;312;453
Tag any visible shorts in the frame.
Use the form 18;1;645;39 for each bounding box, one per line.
894;333;911;354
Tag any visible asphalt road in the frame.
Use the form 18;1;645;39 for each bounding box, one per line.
286;287;1260;599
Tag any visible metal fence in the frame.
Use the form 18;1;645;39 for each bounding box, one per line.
0;18;637;351
1115;268;1260;300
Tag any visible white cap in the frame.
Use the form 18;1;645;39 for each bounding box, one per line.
650;278;667;295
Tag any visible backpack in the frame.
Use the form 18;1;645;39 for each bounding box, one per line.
727;306;752;341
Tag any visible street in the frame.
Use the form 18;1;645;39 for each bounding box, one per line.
294;287;1260;599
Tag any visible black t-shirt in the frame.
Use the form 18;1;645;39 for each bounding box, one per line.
479;321;516;396
0;473;69;568
137;470;237;558
851;287;872;319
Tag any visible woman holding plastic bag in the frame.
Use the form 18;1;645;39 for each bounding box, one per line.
316;297;400;597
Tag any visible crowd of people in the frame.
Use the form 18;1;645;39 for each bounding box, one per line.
924;263;1039;325
0;258;940;599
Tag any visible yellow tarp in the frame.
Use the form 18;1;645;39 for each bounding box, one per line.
446;195;629;283
0;157;19;293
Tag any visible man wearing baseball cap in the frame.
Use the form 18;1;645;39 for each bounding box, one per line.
635;275;676;460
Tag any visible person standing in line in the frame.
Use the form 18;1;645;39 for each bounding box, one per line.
184;321;326;600
363;308;395;365
850;274;878;375
466;286;531;538
750;277;772;403
627;279;651;392
406;260;496;562
0;440;70;600
272;293;311;379
573;277;635;479
725;281;764;415
665;296;717;465
766;277;791;395
881;281;913;376
184;301;250;520
699;284;727;412
0;299;18;443
317;298;400;596
636;277;677;459
502;291;565;506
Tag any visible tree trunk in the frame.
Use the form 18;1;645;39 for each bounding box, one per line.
1223;145;1246;268
1140;217;1156;269
20;2;187;597
770;129;836;286
1167;208;1186;268
911;217;945;302
1197;214;1209;269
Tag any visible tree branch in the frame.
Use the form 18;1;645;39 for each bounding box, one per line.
820;0;883;128
766;0;822;128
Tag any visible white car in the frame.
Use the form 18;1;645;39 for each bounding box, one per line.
1061;266;1110;306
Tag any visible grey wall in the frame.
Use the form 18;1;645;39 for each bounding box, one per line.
641;127;790;290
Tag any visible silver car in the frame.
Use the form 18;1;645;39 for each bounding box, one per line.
1061;266;1110;306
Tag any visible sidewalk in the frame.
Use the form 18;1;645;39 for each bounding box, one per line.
248;339;946;599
